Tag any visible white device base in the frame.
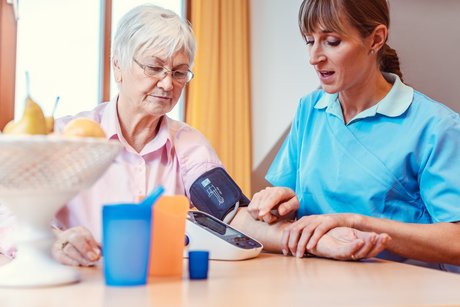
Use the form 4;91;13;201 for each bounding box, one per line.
0;191;80;287
184;211;263;260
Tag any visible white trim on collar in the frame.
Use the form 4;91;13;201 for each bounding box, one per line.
314;73;414;118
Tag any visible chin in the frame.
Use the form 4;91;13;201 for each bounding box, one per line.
320;84;339;94
145;103;169;114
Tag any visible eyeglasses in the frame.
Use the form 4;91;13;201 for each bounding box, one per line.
133;58;194;83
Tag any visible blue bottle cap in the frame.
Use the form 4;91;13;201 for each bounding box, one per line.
188;250;209;280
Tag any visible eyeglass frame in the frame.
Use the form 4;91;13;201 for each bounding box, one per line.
133;58;194;83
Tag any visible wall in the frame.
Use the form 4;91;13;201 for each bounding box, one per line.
389;0;460;111
250;0;316;193
249;0;460;194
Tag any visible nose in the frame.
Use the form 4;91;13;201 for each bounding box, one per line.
309;44;326;66
157;72;174;91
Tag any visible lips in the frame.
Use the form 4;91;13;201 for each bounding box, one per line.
317;70;335;84
150;94;172;100
318;70;334;77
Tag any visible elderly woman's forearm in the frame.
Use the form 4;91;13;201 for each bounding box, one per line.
230;207;288;253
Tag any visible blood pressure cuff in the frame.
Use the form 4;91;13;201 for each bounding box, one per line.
189;167;250;221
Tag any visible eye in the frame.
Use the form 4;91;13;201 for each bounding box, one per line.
325;36;341;47
146;66;164;74
305;36;314;45
173;70;188;79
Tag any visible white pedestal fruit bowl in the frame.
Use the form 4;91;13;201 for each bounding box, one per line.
0;135;122;287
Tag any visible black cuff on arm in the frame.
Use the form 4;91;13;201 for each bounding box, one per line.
189;167;249;221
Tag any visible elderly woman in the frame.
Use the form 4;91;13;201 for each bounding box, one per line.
244;0;460;272
50;4;223;266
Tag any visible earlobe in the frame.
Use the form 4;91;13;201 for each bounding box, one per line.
112;57;122;83
114;74;122;83
114;73;122;83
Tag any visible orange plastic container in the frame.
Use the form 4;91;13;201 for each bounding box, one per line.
148;195;189;278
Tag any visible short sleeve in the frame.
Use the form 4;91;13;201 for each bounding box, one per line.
419;114;460;222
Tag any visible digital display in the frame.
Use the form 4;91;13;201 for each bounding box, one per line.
194;213;227;235
188;211;263;250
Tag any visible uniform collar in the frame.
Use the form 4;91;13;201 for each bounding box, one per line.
314;73;414;123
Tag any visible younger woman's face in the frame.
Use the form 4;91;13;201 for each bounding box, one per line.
305;19;376;94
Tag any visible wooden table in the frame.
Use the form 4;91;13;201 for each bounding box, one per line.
1;253;460;306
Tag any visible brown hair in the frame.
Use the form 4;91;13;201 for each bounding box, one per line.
298;0;403;81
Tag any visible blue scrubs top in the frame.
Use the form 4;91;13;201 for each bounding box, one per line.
266;73;460;225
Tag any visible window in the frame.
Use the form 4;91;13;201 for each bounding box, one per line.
13;0;185;121
15;0;100;119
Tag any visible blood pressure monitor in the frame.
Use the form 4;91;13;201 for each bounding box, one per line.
184;210;263;260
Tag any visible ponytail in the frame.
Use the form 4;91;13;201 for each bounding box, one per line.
379;44;404;82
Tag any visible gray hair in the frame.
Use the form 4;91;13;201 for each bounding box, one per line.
112;4;196;70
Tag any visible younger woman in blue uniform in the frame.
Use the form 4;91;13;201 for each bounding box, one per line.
247;0;460;272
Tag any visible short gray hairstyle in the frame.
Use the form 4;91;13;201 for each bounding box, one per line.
112;4;196;70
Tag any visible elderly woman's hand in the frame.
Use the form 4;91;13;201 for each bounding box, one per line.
52;226;101;267
248;187;299;224
281;213;356;256
308;227;391;261
280;213;391;260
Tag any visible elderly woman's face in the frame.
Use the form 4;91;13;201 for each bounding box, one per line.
117;51;191;117
305;19;375;95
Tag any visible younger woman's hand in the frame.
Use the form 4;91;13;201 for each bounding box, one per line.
248;187;299;224
281;213;356;255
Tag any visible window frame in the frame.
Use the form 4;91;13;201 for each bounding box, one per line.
100;0;112;103
0;0;17;130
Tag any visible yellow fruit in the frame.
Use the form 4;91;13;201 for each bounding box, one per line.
2;120;15;133
45;116;54;134
3;96;47;135
62;118;106;138
46;96;60;134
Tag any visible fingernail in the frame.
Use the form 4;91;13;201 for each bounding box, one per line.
87;251;97;260
296;252;303;258
282;249;288;256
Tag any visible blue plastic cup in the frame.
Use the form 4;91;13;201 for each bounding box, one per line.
102;204;151;286
188;250;209;280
